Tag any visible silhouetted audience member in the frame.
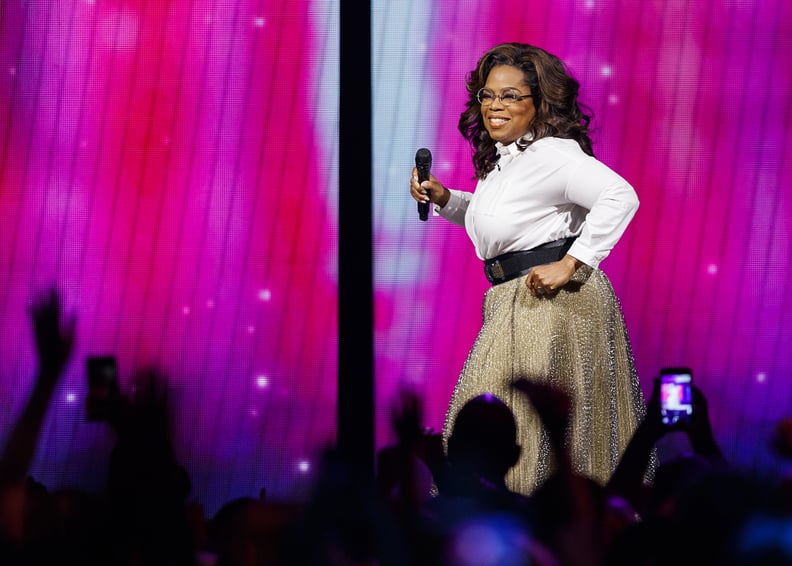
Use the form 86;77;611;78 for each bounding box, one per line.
606;377;726;520
443;393;522;495
201;495;302;566
0;289;75;564
376;388;443;515
101;369;196;566
277;446;410;565
770;415;792;513
23;487;113;566
8;289;792;566
604;378;747;566
412;392;550;566
514;378;617;566
204;496;261;565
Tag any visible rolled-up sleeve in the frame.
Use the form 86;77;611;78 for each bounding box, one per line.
565;158;639;269
435;189;472;227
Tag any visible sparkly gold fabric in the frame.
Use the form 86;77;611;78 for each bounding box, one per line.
443;265;649;494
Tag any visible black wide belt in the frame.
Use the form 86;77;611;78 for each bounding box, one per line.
483;237;577;285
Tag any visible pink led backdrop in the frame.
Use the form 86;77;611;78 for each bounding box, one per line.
0;0;338;512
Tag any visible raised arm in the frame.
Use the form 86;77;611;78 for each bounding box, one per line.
0;288;75;485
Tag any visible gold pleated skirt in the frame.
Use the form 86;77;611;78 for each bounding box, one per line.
442;265;648;495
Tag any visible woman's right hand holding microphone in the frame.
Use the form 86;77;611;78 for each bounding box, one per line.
410;168;450;209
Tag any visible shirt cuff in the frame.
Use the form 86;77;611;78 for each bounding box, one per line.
567;240;606;270
435;189;466;225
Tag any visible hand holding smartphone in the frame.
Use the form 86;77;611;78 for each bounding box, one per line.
659;367;693;427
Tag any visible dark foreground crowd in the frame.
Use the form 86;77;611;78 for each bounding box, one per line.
2;289;792;565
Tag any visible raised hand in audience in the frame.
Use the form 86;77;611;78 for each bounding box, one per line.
0;288;75;547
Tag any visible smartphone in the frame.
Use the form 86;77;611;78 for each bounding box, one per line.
86;355;119;422
659;367;693;426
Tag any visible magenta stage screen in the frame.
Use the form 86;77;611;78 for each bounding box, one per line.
0;0;339;513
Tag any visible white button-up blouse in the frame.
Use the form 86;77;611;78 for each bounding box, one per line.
437;137;639;269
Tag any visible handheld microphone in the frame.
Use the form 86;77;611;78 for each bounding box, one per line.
415;148;432;221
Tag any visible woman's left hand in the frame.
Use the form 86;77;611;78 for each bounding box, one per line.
526;255;582;297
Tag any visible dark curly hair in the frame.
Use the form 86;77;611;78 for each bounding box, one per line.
458;42;595;180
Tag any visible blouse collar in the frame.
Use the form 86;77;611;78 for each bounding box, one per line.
496;134;533;159
496;141;522;159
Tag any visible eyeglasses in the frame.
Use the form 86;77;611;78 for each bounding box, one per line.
476;87;533;107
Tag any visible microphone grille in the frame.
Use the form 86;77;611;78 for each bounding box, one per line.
415;148;432;166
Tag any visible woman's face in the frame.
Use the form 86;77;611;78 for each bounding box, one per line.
481;65;536;145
